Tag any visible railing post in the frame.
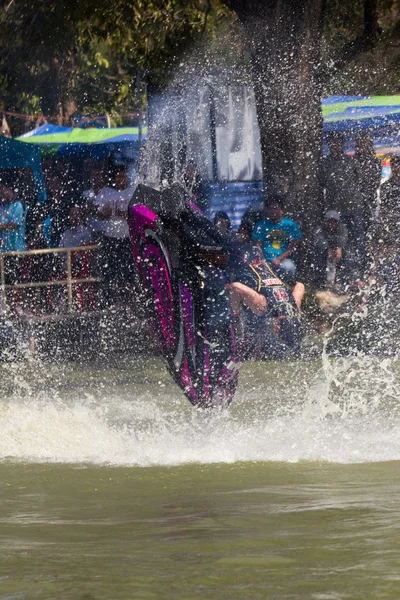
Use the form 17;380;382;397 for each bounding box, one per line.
66;249;73;312
0;254;6;314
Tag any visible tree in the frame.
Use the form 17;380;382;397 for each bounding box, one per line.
1;0;399;221
220;0;386;234
0;0;229;131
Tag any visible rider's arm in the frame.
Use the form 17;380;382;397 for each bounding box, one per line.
255;240;264;256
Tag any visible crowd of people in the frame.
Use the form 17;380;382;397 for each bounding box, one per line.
214;131;389;305
0;161;139;312
0;157;211;314
0;132;395;318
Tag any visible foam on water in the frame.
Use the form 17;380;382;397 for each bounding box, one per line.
0;355;400;466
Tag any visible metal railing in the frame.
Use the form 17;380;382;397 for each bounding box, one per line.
0;244;101;315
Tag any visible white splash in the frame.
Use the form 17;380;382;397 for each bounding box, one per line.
0;354;399;467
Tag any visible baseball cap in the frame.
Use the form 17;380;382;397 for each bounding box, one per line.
325;210;341;221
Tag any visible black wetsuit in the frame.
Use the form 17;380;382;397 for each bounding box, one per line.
231;245;303;357
232;246;299;317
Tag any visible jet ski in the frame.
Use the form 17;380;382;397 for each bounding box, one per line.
128;183;240;408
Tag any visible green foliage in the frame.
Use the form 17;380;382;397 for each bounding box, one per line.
0;0;233;132
323;0;400;95
0;0;399;134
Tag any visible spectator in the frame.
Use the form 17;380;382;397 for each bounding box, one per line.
58;206;97;312
45;174;70;246
377;155;400;242
14;168;37;246
252;196;302;282
353;132;381;233
367;155;400;272
0;183;26;283
83;165;104;201
311;210;348;288
29;205;51;250
23;205;54;313
95;167;136;301
320;132;366;274
213;210;242;249
214;211;231;234
0;184;26;251
238;201;264;243
59;206;93;249
183;160;207;212
83;166;109;237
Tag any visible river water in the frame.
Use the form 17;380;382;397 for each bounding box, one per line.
1;353;400;599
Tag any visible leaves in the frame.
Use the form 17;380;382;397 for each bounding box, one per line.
0;0;399;133
0;0;233;131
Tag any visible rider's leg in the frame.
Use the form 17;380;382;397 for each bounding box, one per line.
292;282;305;309
226;281;267;316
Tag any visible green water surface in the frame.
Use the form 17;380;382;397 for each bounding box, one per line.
1;461;400;600
0;356;399;599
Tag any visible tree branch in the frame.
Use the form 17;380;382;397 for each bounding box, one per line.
201;0;212;35
318;0;381;84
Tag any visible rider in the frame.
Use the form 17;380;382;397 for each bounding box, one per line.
171;190;305;358
226;244;305;359
131;182;304;358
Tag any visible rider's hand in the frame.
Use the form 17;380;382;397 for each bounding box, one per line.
271;258;281;268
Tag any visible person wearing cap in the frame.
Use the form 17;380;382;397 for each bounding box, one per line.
251;195;302;283
311;210;348;288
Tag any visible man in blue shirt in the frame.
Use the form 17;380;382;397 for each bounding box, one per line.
252;197;302;282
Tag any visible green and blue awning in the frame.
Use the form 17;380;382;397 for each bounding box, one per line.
17;96;400;157
322;96;400;154
322;95;400;132
17;124;147;158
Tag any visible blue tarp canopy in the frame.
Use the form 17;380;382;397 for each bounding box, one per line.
322;95;400;153
0;136;45;201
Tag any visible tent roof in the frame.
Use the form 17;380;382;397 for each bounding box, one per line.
322;95;400;132
0;134;42;169
17;97;400;159
0;135;46;199
17;125;147;157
